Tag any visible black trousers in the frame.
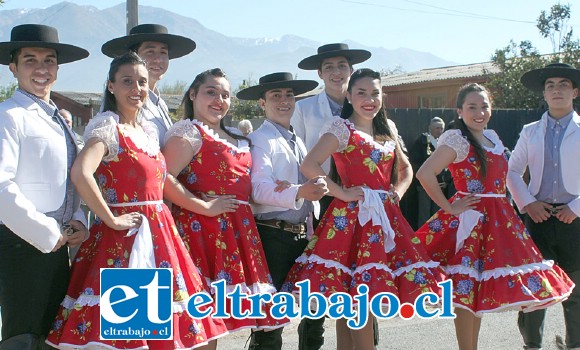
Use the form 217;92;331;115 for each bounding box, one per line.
0;226;70;341
257;224;308;292
518;215;580;348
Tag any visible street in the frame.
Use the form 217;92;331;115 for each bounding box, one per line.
0;305;566;349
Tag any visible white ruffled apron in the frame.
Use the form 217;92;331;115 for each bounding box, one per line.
357;188;396;253
107;200;164;268
454;191;506;253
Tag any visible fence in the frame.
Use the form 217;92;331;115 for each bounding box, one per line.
387;108;542;151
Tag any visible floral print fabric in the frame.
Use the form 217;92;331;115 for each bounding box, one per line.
46;118;228;349
170;120;285;332
416;129;574;316
285;119;445;305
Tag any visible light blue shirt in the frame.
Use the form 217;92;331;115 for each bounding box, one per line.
327;95;343;117
537;111;576;204
140;89;172;146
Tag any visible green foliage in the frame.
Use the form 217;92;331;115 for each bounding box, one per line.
0;83;17;102
537;4;573;53
487;3;580;109
486;40;546;108
159;80;188;95
228;77;262;121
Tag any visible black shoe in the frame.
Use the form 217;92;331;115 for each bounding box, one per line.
298;318;325;350
247;329;284;350
0;334;41;350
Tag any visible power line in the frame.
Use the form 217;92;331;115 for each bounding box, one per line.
341;0;536;24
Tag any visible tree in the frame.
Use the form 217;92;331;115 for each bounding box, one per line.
486;40;546;108
486;3;580;109
228;77;262;121
159;80;188;95
538;4;573;53
380;65;404;77
0;82;17;102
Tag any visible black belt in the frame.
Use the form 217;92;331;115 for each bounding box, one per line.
255;219;307;240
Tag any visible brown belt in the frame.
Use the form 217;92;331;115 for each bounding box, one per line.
255;219;307;240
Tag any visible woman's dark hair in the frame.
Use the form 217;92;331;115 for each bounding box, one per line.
330;68;403;186
182;68;251;146
102;51;147;113
455;83;491;177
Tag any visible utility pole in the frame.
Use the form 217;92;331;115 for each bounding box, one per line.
126;0;138;34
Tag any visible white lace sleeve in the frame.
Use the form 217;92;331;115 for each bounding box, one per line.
165;119;202;154
83;111;119;162
321;119;351;152
483;129;506;155
438;129;470;163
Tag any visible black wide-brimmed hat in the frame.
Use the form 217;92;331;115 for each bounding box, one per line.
521;63;580;92
298;43;371;70
0;24;89;65
101;24;196;59
236;72;318;100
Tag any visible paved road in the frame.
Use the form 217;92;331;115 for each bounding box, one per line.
0;306;566;349
215;306;566;349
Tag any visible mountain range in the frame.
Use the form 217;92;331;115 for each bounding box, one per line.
0;2;457;93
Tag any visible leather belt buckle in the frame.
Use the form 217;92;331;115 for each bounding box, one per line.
282;222;307;240
548;207;561;215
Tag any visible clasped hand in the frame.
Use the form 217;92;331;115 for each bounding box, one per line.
525;201;577;224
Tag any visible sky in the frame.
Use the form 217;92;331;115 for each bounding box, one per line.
1;0;579;65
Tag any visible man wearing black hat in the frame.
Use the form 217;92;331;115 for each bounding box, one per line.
507;63;580;350
291;43;371;167
290;43;374;350
238;73;328;350
102;24;196;145
0;24;89;348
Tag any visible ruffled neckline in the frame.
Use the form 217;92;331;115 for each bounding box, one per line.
344;119;396;153
191;119;250;152
101;111;160;157
447;129;505;156
481;129;505;155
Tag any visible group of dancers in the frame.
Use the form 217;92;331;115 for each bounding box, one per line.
0;21;579;350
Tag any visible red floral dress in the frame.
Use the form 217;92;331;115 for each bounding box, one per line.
284;119;445;305
415;129;574;316
46;112;228;350
167;120;286;332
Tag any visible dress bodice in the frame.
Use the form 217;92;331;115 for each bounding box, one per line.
331;119;397;190
95;125;167;203
176;123;252;201
449;146;509;195
439;129;508;195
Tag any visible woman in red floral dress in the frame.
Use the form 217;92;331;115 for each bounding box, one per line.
284;69;444;350
46;53;228;350
415;83;574;350
162;69;286;341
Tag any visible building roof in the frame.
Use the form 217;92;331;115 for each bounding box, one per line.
381;61;500;87
54;91;184;111
53;91;102;106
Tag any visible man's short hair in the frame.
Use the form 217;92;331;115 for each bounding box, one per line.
9;49;21;64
